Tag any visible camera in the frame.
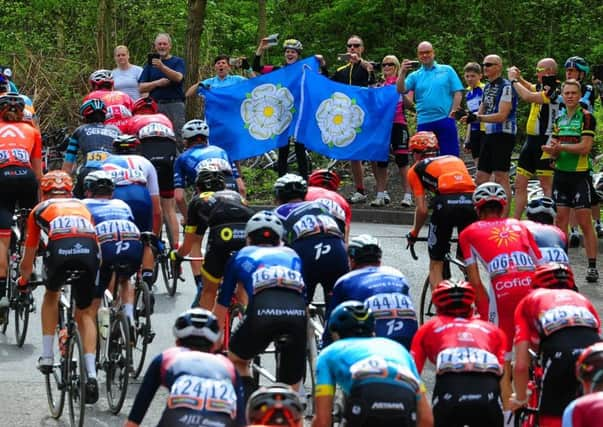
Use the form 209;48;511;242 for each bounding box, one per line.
147;53;160;65
408;61;420;70
592;64;603;81
453;109;468;120
337;53;351;62
263;33;279;47
229;57;241;68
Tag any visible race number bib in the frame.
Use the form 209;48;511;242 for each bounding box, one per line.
313;198;346;222
105;167;146;185
365;293;416;320
350;356;420;391
49;215;95;236
436;347;502;375
251;265;304;294
95;219;140;242
167;375;236;417
540;247;569;264
86;150;110;163
292;214;339;238
487;251;535;276
538;305;598;336
0;148;30;165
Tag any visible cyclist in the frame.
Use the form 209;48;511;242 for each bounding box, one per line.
101;135;161;292
62;98;121;197
405;131;477;289
0;93;42;322
562;343;603;425
511;263;601;427
171;166;254;309
0;76;37;124
18;171;101;403
523;196;568;265
325;234;417;349
246;384;304;427
82;170;142;330
125;308;245;427
305;168;351;242
273;173;349;307
313;301;433;427
411;279;506;427
83;69;135;112
214;210;307;403
459;181;542;409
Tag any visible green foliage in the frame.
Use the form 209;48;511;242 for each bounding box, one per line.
241;166;277;202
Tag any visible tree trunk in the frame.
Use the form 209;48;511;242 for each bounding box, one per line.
184;0;208;120
257;0;267;44
96;0;114;68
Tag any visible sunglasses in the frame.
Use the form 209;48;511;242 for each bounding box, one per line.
535;66;548;72
347;43;362;48
482;62;498;68
382;63;396;67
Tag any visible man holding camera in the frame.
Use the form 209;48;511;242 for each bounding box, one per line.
138;32;186;144
185;54;252;97
397;41;464;157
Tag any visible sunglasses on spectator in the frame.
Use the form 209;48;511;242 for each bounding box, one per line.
535;66;548;72
482;62;498;67
347;43;362;48
382;63;396;67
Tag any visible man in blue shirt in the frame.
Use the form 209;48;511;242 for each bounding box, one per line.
397;41;464;157
185;55;250;97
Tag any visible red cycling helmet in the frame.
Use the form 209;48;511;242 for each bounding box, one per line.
432;279;476;317
576;342;603;387
409;131;439;153
308;169;341;191
531;262;576;290
133;96;158;114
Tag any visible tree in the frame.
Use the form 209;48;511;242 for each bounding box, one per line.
184;0;208;119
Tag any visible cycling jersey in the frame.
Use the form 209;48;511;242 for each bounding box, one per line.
0;121;42;169
305;185;351;232
408;155;476;196
551;107;596;172
83;89;134;112
63;123;121;164
124;112;174;137
127;346;245;427
275;201;343;244
101;154;159;195
481;76;517;135
104;104;132;133
526;83;560;136
563;392;603;427
328;266;417;349
173;144;239;189
523;220;568;265
466;83;485;133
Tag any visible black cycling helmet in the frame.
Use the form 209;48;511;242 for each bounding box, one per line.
80;98;107;122
173;308;221;350
195;165;226;192
246;383;303;426
564;56;590;74
526;196;556;224
274;173;307;202
0;92;25;114
328;300;375;339
348;234;382;265
113;134;139;154
84;170;115;195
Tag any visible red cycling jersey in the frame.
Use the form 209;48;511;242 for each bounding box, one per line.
105;104;132;133
0;121;42;169
459;218;542;353
411;314;506;375
305;186;351;230
83;89;134;112
514;288;600;348
124;113;174;137
563;392;603;427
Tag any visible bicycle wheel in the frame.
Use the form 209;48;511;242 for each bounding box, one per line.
160;256;176;296
419;277;435;325
105;312;131;414
66;328;86;427
13;289;32;347
131;281;152;378
45;325;66;418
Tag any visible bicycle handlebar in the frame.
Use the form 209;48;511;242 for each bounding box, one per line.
406;236;458;261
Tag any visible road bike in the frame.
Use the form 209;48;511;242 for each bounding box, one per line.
514;349;543;427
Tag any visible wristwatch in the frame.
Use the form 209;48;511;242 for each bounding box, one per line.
511;79;519;85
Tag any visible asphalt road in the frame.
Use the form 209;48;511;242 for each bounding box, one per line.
0;222;601;426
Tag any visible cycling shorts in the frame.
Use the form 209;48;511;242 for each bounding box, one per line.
138;139;178;198
44;237;100;309
467;130;485;160
229;288;307;385
157;408;235;427
539;327;601;417
552;171;592;209
200;223;247;283
428;193;477;261
97;239;143;297
113;184;153;232
517;135;554;178
0;166;38;233
343;382;418;427
478;133;516;173
291;234;349;304
377;123;409;168
432;372;503;427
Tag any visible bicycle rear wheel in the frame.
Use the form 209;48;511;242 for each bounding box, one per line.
419;277;435;325
46;303;67;418
67;328;86;427
160;256;176;296
131;281;152;378
13;287;32;348
105;312;131;414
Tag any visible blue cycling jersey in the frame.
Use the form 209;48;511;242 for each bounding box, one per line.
173;144;239;189
523;220;569;265
217;245;305;307
274;201;343;245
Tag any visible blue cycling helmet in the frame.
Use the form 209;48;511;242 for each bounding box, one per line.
80;98;106;118
328;300;375;338
565;56;590;74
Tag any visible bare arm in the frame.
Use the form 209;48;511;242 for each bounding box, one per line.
511;341;530;407
465;263;489;319
19;246;37;281
477;100;512;123
312;395;334;427
417;391;435;427
150;195;162;236
411;195;429;235
450;91;463;115
185;82;200;98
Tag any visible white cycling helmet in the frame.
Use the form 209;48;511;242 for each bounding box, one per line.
89;69;114;89
182;119;210;139
137;122;176;140
472;182;507;209
245;210;284;240
173;308;221;344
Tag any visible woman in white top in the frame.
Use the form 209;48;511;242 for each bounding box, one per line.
112;45;143;101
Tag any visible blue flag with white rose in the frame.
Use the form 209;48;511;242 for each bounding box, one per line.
200;57;320;161
294;71;398;161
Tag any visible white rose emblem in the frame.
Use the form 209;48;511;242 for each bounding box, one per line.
240;83;294;140
315;92;365;148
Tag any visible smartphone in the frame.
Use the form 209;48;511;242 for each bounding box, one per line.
408;60;421;70
264;33;279;47
541;75;558;89
147;53;160;65
337;53;351;62
228;57;240;67
592;64;603;81
453;109;468;120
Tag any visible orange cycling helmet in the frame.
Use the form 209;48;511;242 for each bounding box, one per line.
432;279;475;317
409;131;439;153
531;262;576;290
308;169;341;191
40;170;74;195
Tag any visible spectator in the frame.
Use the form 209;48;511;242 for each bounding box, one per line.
138;33;186;144
185;54;249;97
397;41;464;157
462;62;485;166
0;66;18;92
507;58;559;219
331;35;376;204
371;55;413;207
112;45;143;101
464;54;517;217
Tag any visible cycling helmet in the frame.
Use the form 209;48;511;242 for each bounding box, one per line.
195;166;226;192
432;279;476;317
282;39;303;52
247;383;303;426
182;119;210;139
137;122;176;140
308;169;341;191
0;92;25;112
273;173;307;202
245;210;284;240
1;67;13;79
79;98;107;118
105;104;132;122
576;343;603;387
409;131;439;153
526;196;556;222
113;134;139;153
564;56;590;74
40;170;74;195
472;182;507;209
531;262;576;290
328;300;375;338
348;234;382;264
89;69;114;89
173;308;221;348
84;170;115;195
132;96;158;114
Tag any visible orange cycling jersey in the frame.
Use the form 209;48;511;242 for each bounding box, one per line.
25;198;97;248
0;121;42;169
408;155;475;197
